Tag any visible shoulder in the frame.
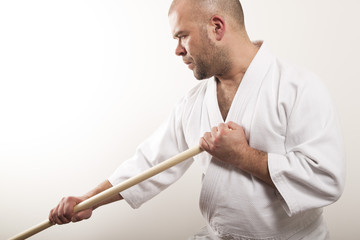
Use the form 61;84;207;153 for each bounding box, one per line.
275;58;331;101
276;58;320;89
175;80;209;109
273;58;335;122
184;80;209;101
166;80;210;124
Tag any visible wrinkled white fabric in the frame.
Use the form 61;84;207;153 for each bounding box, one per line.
188;215;329;240
108;42;345;239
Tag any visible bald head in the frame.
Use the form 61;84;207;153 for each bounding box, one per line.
169;0;245;31
168;0;255;81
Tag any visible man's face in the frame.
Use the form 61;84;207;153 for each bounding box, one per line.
169;5;219;80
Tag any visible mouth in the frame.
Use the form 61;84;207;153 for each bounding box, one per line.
184;61;194;70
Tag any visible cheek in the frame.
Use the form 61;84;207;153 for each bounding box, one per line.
185;39;197;57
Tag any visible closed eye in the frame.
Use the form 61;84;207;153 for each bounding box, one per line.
173;30;188;40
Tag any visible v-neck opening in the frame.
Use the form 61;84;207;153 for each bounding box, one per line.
208;42;274;125
212;78;242;123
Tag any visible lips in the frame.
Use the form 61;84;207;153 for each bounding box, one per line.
183;60;194;69
185;62;194;70
182;56;195;70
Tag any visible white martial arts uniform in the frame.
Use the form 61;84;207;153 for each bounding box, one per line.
108;42;345;239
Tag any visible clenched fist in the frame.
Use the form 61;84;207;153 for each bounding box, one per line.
49;196;92;225
199;121;250;168
200;121;273;186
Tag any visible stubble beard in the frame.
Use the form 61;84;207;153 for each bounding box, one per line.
192;30;231;80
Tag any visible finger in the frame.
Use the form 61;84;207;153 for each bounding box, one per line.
71;215;80;222
211;126;218;135
218;123;229;133
52;206;63;225
57;200;71;224
226;121;240;130
63;197;77;222
51;204;59;224
48;209;55;224
199;135;211;152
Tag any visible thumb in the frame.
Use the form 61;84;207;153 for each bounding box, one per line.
71;209;92;222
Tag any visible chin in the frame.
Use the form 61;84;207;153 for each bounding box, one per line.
194;72;212;80
193;70;206;80
194;74;205;80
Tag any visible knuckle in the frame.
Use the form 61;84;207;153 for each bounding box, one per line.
63;206;74;219
209;145;216;152
57;207;63;216
218;128;225;135
213;136;221;144
229;121;236;126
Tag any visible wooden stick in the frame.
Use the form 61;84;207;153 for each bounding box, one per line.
8;145;203;240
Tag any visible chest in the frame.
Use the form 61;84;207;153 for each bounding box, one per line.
184;77;288;150
183;82;287;176
216;84;238;121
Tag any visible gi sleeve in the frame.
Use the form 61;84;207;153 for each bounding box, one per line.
268;74;346;217
107;98;192;209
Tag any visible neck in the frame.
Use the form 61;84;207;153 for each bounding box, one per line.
215;40;260;88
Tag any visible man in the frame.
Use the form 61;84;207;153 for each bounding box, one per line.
49;0;346;239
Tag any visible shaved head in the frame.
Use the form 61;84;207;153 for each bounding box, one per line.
169;0;245;31
168;0;253;80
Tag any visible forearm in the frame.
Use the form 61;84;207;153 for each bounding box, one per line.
83;180;123;210
237;148;275;187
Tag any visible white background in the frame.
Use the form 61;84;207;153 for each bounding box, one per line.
1;0;359;239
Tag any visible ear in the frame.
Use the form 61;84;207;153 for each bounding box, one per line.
210;15;226;41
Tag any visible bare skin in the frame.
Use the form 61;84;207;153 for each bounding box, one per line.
49;0;274;226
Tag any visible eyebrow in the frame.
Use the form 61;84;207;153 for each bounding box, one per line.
173;30;186;39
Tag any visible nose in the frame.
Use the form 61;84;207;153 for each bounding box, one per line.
175;42;187;56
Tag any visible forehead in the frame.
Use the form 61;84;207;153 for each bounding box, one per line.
168;3;197;36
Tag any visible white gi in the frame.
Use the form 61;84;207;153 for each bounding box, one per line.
108;42;346;239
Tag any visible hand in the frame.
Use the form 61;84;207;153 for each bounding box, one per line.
49;196;92;225
199;121;251;168
200;121;274;186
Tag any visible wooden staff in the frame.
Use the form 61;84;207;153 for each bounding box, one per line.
9;145;204;240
